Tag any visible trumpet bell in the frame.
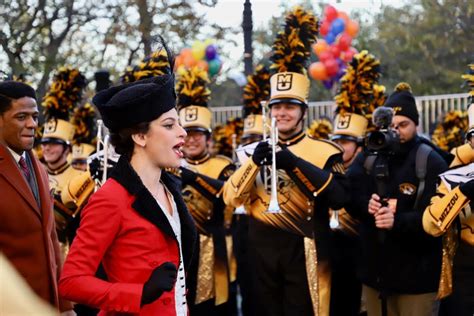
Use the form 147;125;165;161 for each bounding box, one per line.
234;205;247;215
266;199;281;214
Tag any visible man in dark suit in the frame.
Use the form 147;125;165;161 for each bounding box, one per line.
0;81;71;313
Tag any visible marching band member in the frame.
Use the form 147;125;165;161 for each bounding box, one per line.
423;65;474;316
223;7;348;316
329;51;386;316
176;66;236;315
232;64;270;316
40;67;91;255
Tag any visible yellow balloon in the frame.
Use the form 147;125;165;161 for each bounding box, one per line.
192;41;206;60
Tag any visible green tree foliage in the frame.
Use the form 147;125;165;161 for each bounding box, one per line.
357;0;473;95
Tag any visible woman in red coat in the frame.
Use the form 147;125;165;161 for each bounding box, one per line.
59;50;197;315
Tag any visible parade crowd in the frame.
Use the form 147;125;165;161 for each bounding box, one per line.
0;6;473;316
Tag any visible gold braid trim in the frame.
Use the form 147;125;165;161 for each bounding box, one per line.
304;237;331;316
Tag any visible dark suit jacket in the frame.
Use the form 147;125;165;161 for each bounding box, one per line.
0;143;66;310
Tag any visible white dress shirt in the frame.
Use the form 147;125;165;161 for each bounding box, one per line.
155;183;187;316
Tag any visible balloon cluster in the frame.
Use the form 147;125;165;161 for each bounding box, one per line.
308;5;359;89
175;40;222;78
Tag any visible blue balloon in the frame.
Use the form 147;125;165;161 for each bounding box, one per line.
325;33;336;44
330;18;346;36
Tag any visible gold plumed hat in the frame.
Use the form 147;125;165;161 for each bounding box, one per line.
333;50;385;142
462;64;474;136
242;64;271;138
176;67;212;133
120;48;172;83
269;6;319;106
307;118;333;140
41;67;86;145
431;110;468;152
71;103;97;161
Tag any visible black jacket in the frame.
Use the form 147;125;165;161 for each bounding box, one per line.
346;136;448;294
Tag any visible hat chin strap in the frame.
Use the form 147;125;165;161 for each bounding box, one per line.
282;106;306;138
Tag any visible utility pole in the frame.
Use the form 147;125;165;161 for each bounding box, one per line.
242;0;253;75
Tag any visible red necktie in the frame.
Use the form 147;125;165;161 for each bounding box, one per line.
19;156;31;183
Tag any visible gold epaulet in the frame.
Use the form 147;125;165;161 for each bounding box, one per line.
310;138;344;153
289;136;342;169
450;143;474;167
212;154;233;164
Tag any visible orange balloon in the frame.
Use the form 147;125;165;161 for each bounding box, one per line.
174;54;184;69
183;55;196;68
312;40;329;57
346;20;359;37
308;62;328;81
180;47;193;58
337;11;350;24
196;60;209;71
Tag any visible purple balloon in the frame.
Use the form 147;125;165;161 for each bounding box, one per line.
322;79;333;89
205;45;217;60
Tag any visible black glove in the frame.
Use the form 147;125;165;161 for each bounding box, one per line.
180;167;197;186
141;262;177;306
275;147;299;170
459;179;474;200
252;141;272;166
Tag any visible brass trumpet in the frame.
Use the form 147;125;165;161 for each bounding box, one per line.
266;117;281;214
232;133;247;215
261;101;281;214
92;119;110;190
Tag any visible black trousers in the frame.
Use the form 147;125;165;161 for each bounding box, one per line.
248;218;313;316
234;215;257;316
330;230;362;316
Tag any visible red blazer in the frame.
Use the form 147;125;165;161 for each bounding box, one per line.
59;156;197;315
0;144;65;310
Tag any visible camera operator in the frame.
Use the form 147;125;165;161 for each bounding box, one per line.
346;83;449;316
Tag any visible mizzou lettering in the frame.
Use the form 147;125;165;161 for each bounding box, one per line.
337;114;351;129
439;193;459;223
185;108;198;121
276;73;293;91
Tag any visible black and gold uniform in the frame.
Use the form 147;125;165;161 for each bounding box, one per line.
236;64;270;316
423;68;474;316
176;66;236;315
329;51;386;316
223;7;348;316
40;67;93;253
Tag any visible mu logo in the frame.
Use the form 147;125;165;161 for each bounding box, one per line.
245;115;255;128
185;108;198;121
276;73;293;91
44;120;58;133
337;114;351;129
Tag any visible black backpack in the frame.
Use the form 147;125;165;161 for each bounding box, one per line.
363;143;432;210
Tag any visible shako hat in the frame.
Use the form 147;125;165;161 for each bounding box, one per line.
242;64;271;139
41;67;86;145
332;50;386;143
268;6;319;107
176;66;212;133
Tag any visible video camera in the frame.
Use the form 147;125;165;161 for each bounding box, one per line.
366;106;400;154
